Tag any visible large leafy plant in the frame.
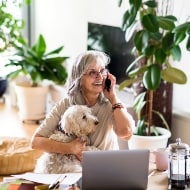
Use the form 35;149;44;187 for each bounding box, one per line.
0;0;30;52
5;34;68;86
118;0;190;136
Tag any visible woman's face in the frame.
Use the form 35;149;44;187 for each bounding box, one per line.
81;58;107;94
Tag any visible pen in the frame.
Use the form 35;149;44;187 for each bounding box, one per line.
49;175;67;190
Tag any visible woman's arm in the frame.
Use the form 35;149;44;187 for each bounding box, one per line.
111;101;135;140
103;73;135;140
30;99;86;160
31;133;86;160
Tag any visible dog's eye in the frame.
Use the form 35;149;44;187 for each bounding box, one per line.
82;115;86;120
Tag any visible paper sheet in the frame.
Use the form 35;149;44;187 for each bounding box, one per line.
12;172;82;185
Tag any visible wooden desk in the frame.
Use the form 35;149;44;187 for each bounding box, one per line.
148;170;168;190
148;164;190;190
0;171;189;190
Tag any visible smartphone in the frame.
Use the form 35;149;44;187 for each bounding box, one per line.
105;75;111;92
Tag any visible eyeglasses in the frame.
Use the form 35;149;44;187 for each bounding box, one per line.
84;69;108;78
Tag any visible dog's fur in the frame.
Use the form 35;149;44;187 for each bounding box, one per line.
34;105;99;174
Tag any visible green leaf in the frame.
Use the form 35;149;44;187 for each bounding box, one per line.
128;65;147;78
162;32;174;51
122;0;141;30
122;10;131;30
170;45;181;61
125;20;138;42
173;22;190;33
45;46;64;57
143;64;161;90
136;120;146;136
142;14;159;33
153;110;170;130
186;36;190;51
174;32;186;45
133;92;146;119
6;69;22;80
126;54;146;73
158;16;176;31
118;0;123;7
151;126;159;136
34;34;46;58
186;27;190;35
118;77;142;90
161;67;187;84
149;31;162;41
134;30;149;52
133;91;146;108
134;31;144;51
155;48;166;64
143;0;157;8
144;45;155;56
164;15;178;22
129;0;142;8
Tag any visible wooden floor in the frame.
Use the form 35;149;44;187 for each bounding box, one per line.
0;95;39;139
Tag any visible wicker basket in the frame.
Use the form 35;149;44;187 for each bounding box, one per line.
0;137;43;175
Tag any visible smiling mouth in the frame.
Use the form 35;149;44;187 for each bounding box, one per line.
93;82;103;86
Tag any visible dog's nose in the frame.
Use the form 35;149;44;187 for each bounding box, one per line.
94;120;99;125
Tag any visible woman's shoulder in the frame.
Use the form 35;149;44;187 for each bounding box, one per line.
52;96;72;113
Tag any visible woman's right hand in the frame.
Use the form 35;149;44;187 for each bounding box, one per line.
70;138;86;161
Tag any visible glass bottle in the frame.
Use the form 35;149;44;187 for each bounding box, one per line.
168;138;189;190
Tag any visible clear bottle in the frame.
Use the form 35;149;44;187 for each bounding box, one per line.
168;138;189;190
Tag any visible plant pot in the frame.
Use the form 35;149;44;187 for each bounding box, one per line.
15;84;49;122
128;127;171;150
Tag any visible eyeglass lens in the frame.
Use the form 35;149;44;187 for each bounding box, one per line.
88;69;107;78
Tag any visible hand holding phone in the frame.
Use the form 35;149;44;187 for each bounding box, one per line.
105;75;111;92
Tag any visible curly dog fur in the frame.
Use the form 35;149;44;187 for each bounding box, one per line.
34;105;99;174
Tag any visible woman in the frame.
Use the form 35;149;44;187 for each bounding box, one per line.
31;50;135;161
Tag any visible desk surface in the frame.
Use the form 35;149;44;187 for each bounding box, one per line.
0;172;189;190
148;163;190;190
147;163;168;190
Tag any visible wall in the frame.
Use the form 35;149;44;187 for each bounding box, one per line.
172;0;190;114
31;0;88;57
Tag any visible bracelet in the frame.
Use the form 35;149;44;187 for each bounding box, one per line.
112;103;124;111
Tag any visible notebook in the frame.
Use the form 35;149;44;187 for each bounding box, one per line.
81;149;150;190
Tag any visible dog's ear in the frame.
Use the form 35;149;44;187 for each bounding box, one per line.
61;113;80;135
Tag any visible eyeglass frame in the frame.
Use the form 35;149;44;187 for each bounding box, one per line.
83;68;108;78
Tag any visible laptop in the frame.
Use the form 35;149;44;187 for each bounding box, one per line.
81;149;150;190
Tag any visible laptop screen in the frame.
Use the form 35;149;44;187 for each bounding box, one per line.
81;149;150;190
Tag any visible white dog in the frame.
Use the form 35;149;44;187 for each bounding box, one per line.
34;105;99;174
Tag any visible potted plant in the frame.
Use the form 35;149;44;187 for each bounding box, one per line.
0;0;29;52
118;0;190;149
0;0;30;103
5;34;68;122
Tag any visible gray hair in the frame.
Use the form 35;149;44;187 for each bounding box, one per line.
67;50;110;95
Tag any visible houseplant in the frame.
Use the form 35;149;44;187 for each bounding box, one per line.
0;0;29;52
118;0;190;149
0;0;30;103
5;34;68;122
